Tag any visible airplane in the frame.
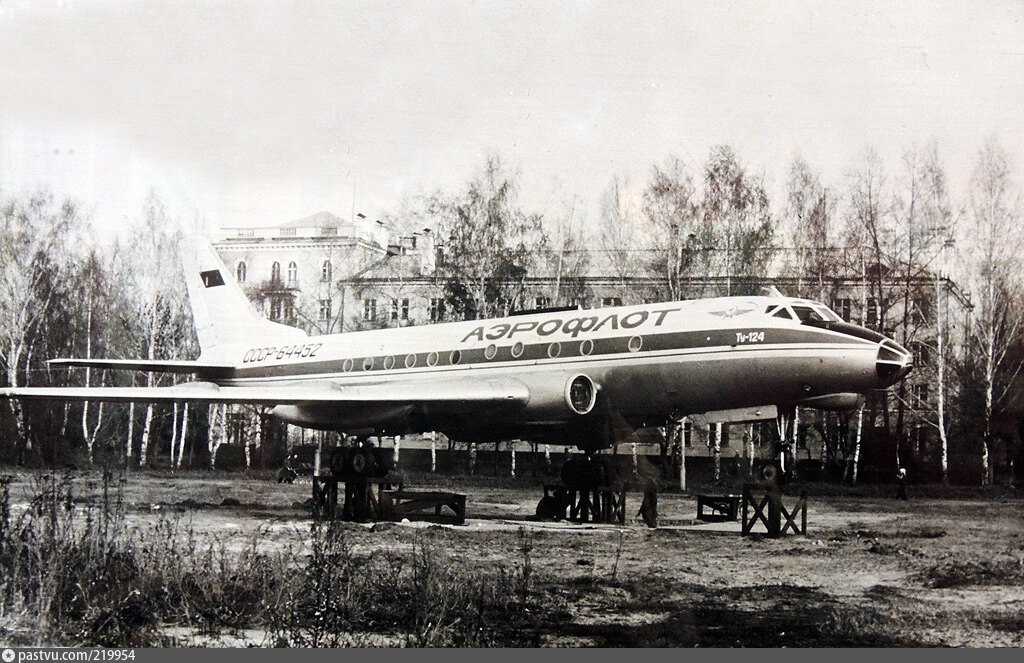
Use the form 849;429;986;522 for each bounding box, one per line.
1;238;914;496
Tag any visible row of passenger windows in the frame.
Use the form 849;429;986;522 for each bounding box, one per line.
341;336;644;372
235;260;333;285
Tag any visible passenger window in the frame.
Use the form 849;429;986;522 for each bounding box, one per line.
772;308;793;320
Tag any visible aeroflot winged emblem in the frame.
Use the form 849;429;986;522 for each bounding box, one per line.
708;300;759;319
459;307;681;343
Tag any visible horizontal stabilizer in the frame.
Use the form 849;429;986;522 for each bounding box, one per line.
48;358;233;375
0;376;530;406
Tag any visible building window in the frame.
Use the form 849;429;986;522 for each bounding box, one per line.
910;341;931;366
320;226;337;236
271;262;281;283
283;299;294;324
913;384;930;407
833;297;851;321
287;261;297;286
430;298;445;323
535;296;551;309
683;419;692;448
237;228;254;238
602;297;622;308
235;262;246;283
390;298;409;321
321;260;332;282
270;298;282;321
319;299;332;322
363;298;377;321
280;227;296;237
865;298;878;328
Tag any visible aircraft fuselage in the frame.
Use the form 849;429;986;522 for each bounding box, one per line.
197;295;912;452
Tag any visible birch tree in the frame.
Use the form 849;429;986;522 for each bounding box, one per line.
642;157;701;300
785;156;838;300
700;146;775;297
114;192;195;466
599;176;647;301
964;139;1024;484
435;157;545;319
0;193;78;458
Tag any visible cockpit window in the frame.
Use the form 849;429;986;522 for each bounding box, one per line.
791;305;826;323
816;306;843;322
772;307;793;320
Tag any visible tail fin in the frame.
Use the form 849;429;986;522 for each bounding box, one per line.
182;236;306;358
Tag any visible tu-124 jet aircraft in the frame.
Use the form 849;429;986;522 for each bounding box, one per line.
1;239;913;488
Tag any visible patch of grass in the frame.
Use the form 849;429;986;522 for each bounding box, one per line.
0;471;548;647
922;557;1024;588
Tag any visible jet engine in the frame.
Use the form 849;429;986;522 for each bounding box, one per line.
520;373;599;421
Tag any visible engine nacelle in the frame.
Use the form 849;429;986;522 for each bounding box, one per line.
520;373;599;422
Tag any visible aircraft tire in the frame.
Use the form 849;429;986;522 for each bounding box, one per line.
760;461;785;486
535;495;559;520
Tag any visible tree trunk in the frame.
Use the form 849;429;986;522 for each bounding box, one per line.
712;422;722;483
852;406;864;484
678;417;687;491
170;402;179;468
177;403;189;468
936;273;949;484
746;423;755;477
126;402;135;462
140;404;154;467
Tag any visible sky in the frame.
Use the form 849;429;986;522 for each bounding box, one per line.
1;0;1022;241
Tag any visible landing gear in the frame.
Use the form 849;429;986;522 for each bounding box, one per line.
559;455;612;490
329;438;393;480
537;454;647;526
319;438;396;522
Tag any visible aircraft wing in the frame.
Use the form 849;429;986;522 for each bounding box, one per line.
48;358;233;374
0;377;530;406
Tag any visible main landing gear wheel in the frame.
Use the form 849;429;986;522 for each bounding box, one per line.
329;440;393;480
754;460;785;487
535;495;561;520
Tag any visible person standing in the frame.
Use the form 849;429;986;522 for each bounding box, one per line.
896;467;909;500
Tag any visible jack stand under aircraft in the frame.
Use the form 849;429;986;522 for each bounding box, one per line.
312;438;467;524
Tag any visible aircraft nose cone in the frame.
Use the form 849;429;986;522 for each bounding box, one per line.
876;339;913;387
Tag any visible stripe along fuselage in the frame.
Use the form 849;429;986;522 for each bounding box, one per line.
202;295;912;453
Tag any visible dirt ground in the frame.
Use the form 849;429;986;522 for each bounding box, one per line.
6;470;1023;647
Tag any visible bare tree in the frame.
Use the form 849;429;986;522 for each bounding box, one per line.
599;176;646;301
642;157;700;300
784;156;838;300
964;139;1024;484
0;192;78;459
114;192;195;466
843;149;899;443
701;146;775;297
434;157;545;319
541;196;590;307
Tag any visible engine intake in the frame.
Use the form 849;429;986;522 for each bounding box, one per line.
565;374;597;415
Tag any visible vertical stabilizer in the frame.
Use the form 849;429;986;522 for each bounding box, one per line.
182;236;306;358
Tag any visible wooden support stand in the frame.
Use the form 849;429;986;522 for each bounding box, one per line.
741;482;807;537
312;475;466;525
696;494;741;522
378;490;466;525
540;484;627;525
